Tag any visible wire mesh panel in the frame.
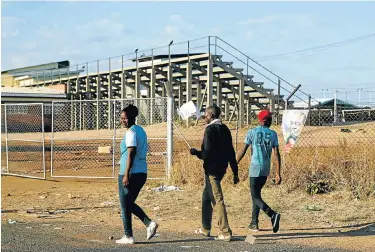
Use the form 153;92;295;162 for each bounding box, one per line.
51;100;115;178
114;98;168;179
171;105;375;188
2;104;45;179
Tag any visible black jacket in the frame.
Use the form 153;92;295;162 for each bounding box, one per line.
196;122;238;177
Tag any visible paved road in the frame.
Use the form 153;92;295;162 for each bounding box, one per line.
1;221;353;252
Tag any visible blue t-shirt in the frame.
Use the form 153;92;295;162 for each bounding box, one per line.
119;125;148;175
245;126;279;177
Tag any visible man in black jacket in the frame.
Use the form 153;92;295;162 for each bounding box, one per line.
190;105;239;242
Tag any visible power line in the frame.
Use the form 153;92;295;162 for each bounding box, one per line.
254;33;375;61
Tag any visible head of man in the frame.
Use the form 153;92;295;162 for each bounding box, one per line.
204;105;221;124
120;104;138;128
258;110;272;127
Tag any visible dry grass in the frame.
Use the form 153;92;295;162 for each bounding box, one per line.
171;122;375;200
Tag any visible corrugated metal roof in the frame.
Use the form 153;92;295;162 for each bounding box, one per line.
293;98;359;109
1;86;65;94
1;87;66;98
1;92;67;98
1;60;70;74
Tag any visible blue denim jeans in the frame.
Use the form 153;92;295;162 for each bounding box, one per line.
118;173;151;237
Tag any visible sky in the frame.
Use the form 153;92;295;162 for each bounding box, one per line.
1;1;375;106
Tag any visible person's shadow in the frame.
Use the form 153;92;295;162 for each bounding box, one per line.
253;222;375;241
137;222;375;244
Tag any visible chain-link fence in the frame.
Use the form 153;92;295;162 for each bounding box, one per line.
51;98;169;179
1;103;46;179
171;106;375;192
51;100;116;178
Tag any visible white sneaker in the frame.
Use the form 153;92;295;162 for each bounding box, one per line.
214;234;232;242
146;221;158;240
116;236;135;244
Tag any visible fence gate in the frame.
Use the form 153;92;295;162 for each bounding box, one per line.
114;98;168;179
1;103;46;179
51;100;115;178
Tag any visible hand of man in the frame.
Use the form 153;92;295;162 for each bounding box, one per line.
275;174;282;185
190;148;198;156
122;175;129;187
233;175;240;185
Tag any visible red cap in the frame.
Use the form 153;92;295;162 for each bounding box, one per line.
258;110;272;122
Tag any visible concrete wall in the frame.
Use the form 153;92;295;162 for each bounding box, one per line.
1;73;17;87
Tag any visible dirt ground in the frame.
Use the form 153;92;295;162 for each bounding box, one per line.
2;176;375;251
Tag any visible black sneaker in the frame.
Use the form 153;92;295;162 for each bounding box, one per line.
248;223;259;232
271;213;281;233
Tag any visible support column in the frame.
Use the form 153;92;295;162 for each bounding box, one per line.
166;65;173;98
150;66;156;124
178;84;183;109
216;80;222;109
96;61;101;130
239;79;245;128
186;62;192;102
247;99;251;125
207;56;213;107
85;62;90;94
67;74;71;95
196;83;202;111
224;98;229;121
121;56;126;99
108;59;113;130
121;75;127;99
269;93;276;113
135;70;140;98
162;84;166;98
270;97;275;123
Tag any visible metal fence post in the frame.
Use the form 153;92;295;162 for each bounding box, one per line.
41;104;46;179
307;94;311;126
112;101;116;178
51;102;54;177
80;100;83;130
4;105;9;173
167;97;173;179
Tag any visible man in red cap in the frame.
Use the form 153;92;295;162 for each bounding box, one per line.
237;110;282;233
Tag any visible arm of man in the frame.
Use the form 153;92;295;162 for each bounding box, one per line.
123;129;137;187
190;127;213;161
237;130;252;164
272;132;282;185
236;144;249;164
224;127;239;184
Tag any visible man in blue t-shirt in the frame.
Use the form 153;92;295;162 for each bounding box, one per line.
237;110;281;233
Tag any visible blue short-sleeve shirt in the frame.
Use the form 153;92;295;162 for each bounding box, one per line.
245;126;279;177
119;125;148;175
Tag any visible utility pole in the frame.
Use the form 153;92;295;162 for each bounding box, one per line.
334;89;338;124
